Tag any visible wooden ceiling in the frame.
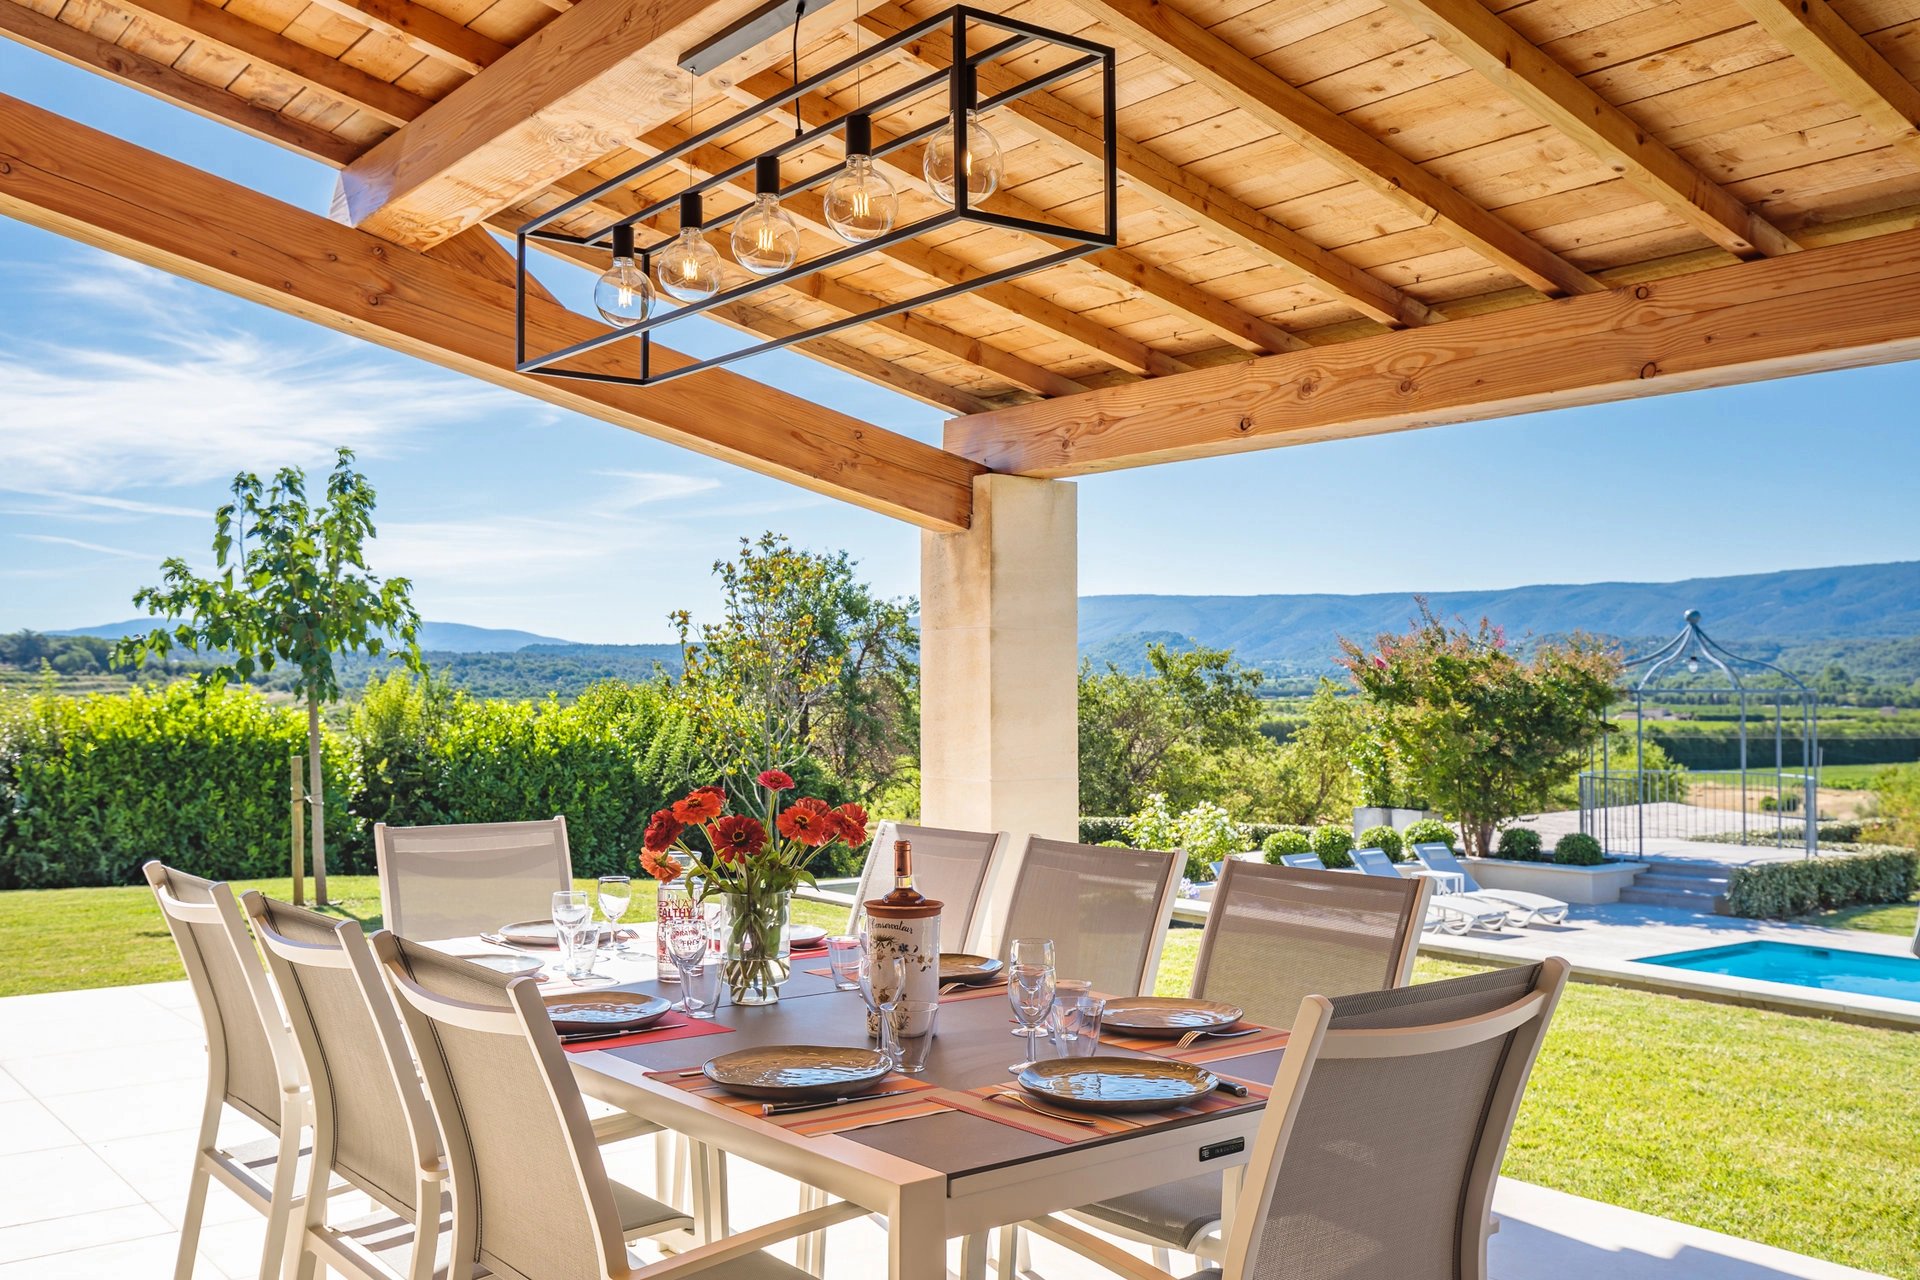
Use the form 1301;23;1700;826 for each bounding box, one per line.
7;0;1920;526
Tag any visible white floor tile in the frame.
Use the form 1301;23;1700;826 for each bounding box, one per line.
0;1070;26;1105
0;999;203;1062
39;1075;210;1145
0;1147;143;1229
0;1230;219;1279
0;1202;174;1265
0;1098;81;1155
4;1039;206;1099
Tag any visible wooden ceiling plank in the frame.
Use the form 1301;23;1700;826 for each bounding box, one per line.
301;0;505;75
0;89;978;529
1068;0;1601;297
1730;0;1920;164
0;0;362;162
1375;0;1802;259
100;0;429;125
855;3;1430;328
945;225;1920;476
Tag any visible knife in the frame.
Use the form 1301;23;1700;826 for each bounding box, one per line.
762;1088;920;1117
560;1024;665;1045
1214;1079;1249;1097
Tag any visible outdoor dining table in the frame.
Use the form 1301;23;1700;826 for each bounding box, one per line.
444;934;1286;1280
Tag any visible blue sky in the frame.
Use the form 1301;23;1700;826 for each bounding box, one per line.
3;43;1918;643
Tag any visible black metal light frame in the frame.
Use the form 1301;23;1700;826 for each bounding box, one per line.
512;6;1119;389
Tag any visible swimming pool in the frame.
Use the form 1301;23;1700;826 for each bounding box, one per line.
1638;940;1920;1004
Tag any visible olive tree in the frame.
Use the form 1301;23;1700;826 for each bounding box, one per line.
114;448;421;902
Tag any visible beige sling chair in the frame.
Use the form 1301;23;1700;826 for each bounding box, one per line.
143;862;311;1280
848;822;1011;951
1041;863;1432;1273
994;838;1185;996
372;931;861;1280
1018;959;1571;1280
373;817;574;941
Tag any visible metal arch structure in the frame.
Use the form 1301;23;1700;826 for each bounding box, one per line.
1586;610;1821;859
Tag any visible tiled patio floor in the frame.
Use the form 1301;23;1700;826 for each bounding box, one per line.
0;981;1891;1279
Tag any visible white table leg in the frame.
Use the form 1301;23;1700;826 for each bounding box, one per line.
889;1176;948;1280
959;1232;989;1280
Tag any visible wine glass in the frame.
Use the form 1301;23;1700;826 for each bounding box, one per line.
664;916;715;1018
858;947;905;1069
551;890;592;981
596;875;632;952
1006;937;1056;1071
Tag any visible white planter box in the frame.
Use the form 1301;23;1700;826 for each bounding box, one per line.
1352;807;1434;839
1458;856;1645;905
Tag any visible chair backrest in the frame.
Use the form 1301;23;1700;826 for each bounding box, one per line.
1192;861;1430;1028
244;893;441;1221
143;862;303;1133
373;932;627;1280
1411;842;1483;893
1278;853;1325;871
849;821;1010;951
375;818;572;940
1222;960;1570;1280
1347;846;1400;878
996;838;1183;996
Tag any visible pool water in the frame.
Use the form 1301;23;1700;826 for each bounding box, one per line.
1638;940;1920;1003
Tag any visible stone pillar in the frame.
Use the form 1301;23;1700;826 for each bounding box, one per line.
920;474;1078;856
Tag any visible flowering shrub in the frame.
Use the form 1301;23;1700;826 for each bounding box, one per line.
1126;793;1248;882
1357;824;1406;863
1311;823;1355;869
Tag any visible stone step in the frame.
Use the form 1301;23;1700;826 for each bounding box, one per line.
1618;886;1729;912
1634;871;1731;893
1635;860;1740;880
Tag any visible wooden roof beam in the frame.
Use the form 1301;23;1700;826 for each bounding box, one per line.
1729;0;1920;167
856;2;1433;329
0;90;979;529
302;0;508;77
1069;0;1600;297
725;70;1305;355
1376;0;1800;259
946;228;1920;475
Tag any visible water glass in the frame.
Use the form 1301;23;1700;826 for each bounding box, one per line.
890;1000;940;1073
678;958;723;1020
664;916;710;1015
552;889;590;976
1053;993;1105;1058
655;879;696;983
596;875;632;951
826;935;863;991
563;922;602;981
859;948;905;1067
1007;963;1056;1071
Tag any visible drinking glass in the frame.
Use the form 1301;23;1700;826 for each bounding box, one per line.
858;948;905;1068
1054;993;1105;1058
655;880;696;984
563;921;603;981
665;917;715;1017
826;935;863;991
1007;963;1056;1071
890;1000;939;1073
596;875;632;952
552;890;590;978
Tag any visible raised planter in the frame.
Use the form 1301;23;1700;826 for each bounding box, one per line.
1352;806;1433;839
1458;856;1645;905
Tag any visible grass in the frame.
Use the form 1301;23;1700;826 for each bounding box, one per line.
1802;893;1920;937
4;891;1917;1277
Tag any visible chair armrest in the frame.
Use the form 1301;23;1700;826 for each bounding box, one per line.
630;1201;868;1278
1020;1215;1180;1280
592;1112;663;1145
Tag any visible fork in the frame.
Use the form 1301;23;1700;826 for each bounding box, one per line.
988;1091;1101;1128
1175;1025;1261;1049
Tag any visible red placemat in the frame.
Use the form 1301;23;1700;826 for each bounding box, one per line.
561;1013;734;1054
647;1068;951;1136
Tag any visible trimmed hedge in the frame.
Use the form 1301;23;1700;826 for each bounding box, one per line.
1311;824;1355;869
1494;827;1547;862
1724;848;1918;919
1079;816;1130;845
1553;832;1606;866
1357;824;1405;863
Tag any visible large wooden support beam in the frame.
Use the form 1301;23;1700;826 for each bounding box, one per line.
945;228;1920;475
1071;0;1600;298
0;92;979;530
1375;0;1799;259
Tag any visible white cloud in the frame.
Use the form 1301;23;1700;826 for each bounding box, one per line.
596;470;724;508
17;533;156;560
0;488;207;519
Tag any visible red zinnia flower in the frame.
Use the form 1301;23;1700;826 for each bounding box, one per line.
710;814;767;863
831;802;869;847
757;768;796;792
673;785;726;824
640;847;681;883
776;797;836;848
642;808;684;855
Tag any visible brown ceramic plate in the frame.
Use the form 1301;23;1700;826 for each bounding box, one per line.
544;991;672;1034
939;953;1005;985
1099;997;1243;1038
701;1046;892;1100
1017;1056;1218;1113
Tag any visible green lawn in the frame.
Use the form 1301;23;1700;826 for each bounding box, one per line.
3;891;1916;1277
1804;893;1919;937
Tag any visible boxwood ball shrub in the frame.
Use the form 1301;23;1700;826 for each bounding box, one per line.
1357;824;1405;863
1495;827;1546;862
1261;829;1314;863
1553;832;1606;866
1402;817;1458;851
1310;823;1355;869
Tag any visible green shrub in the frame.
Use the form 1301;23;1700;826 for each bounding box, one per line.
1402;818;1457;851
1357;824;1405;862
1310;824;1355;869
1724;848;1919;918
1261;829;1313;863
1244;822;1312;848
0;685;352;888
1079;816;1129;845
1553;833;1606;866
1126;794;1246;882
1495;827;1546;862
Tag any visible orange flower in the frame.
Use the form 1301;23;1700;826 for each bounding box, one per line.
776;797;836;848
642;808;684;855
672;785;726;824
831;802;869;847
640;847;681;882
710;814;767;863
757;768;796;792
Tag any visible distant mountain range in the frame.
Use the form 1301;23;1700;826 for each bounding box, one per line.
53;620;577;654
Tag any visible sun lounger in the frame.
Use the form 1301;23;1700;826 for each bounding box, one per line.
1348;847;1507;934
1409;842;1570;927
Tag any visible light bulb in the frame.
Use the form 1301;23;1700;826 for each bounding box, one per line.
732;155;799;276
594;224;653;326
655;192;722;302
1686;655;1701;675
924;109;1003;206
825;115;898;243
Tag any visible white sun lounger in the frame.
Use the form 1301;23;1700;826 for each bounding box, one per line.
1410;841;1570;927
1348;847;1508;934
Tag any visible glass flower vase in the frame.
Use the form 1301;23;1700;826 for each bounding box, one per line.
718;890;791;1005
